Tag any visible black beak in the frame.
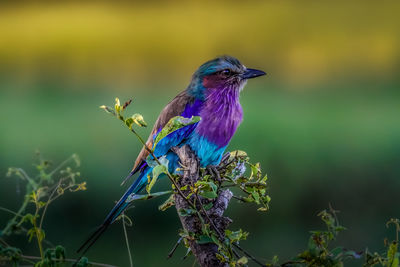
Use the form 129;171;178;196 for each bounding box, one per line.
242;68;266;79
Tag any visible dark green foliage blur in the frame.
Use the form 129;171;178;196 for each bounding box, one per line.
0;1;399;266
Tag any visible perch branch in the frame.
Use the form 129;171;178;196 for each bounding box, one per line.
173;145;233;267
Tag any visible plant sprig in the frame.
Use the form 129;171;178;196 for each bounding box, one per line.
0;153;111;267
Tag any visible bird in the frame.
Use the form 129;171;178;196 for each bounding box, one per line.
77;55;266;255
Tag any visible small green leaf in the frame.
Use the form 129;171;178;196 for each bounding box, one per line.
196;181;218;199
197;235;213;244
387;241;399;267
211;234;221;247
125;117;134;128
237;256;248;265
131;113;147;127
199;190;217;199
271;255;279;264
146;161;168;194
249;162;261;180
115;97;121;114
159;194;175;211
55;245;66;260
251;190;260;204
38;201;47;208
27;228;35;242
99;105;116;116
178;208;196;217
225;229;248;243
203;202;213;210
77;256;89;267
257;207;268;212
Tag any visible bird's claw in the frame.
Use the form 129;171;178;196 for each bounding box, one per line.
206;165;221;183
220;152;231;165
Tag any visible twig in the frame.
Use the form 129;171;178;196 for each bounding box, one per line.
122;213;134;267
1;192;31;236
47;154;77;177
232;243;266;267
17;168;37;190
38;178;63;231
0;207;23;217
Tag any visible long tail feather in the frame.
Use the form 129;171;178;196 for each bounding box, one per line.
76;169;149;254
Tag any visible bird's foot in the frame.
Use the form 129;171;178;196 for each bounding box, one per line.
220;152;231;165
206;165;221;183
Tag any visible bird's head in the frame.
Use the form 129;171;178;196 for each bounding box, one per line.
187;55;266;99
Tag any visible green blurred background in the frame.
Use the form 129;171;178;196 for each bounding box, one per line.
1;1;399;266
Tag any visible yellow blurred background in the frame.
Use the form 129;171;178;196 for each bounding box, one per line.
0;1;399;266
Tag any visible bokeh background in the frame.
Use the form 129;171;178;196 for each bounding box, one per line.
1;1;399;266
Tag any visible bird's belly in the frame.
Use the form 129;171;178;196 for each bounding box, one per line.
187;132;227;167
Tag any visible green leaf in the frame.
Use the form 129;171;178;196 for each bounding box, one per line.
27;228;35;242
76;256;89;267
18;213;37;226
197;235;213;244
158;194;175;211
125;117;134;128
225;229;248;243
199;190;217;199
251;190;260;204
99;105;116;116
153;116;201;150
237;256;248;265
257;207;268;212
211;234;221;247
196;181;218;199
115;97;121;114
55;245;66;260
249;162;261;180
387;242;399;267
38;201;47;209
178;208;196;217
203;202;213;210
146;162;168;194
131;113;147;127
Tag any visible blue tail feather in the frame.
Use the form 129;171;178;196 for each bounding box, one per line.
76;168;150;254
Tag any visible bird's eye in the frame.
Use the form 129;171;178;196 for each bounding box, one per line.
220;69;232;76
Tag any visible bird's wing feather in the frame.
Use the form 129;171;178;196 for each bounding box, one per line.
131;90;195;174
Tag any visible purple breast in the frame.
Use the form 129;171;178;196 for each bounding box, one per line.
196;87;243;147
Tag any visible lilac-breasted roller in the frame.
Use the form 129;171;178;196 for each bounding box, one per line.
77;55;266;254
